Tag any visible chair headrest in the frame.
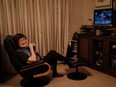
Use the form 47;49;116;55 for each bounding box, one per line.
4;35;17;50
4;35;23;71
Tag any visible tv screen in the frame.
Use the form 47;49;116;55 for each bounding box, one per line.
93;8;113;27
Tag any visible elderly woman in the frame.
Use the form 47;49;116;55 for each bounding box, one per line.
13;33;67;78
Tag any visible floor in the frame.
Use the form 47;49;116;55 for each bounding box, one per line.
0;64;116;87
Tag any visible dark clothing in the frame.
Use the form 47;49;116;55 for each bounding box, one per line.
16;47;41;65
16;48;66;74
44;50;66;74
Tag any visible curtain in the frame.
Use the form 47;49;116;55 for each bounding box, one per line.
0;0;70;74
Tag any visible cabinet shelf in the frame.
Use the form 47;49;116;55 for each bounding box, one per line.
108;41;116;70
92;38;105;68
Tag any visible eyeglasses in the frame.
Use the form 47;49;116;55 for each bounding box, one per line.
18;38;27;43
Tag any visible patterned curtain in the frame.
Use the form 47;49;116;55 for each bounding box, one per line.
0;0;70;74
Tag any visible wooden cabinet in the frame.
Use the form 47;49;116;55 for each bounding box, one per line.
78;34;92;62
91;36;107;72
106;38;116;76
78;34;116;77
91;36;116;77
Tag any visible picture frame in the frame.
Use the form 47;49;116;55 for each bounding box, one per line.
95;0;111;7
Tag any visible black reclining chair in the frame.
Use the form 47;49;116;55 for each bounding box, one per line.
66;44;89;80
4;35;51;87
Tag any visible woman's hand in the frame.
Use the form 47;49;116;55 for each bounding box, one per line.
32;43;36;51
28;43;35;50
27;42;37;63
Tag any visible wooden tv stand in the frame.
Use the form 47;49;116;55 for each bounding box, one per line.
78;34;116;77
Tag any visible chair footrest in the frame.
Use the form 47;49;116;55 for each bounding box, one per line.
20;77;50;87
67;72;87;80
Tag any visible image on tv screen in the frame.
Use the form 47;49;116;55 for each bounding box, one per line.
94;9;112;25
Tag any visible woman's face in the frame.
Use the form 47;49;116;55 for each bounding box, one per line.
18;37;28;48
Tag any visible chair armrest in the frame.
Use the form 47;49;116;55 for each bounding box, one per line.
33;62;51;78
20;62;51;78
20;59;45;72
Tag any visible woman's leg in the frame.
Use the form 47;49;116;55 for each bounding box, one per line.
44;50;66;77
44;50;66;62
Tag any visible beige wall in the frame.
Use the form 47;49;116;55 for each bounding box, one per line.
83;0;95;25
69;0;84;38
69;0;113;38
69;0;95;38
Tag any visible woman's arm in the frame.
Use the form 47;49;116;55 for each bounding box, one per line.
27;43;37;63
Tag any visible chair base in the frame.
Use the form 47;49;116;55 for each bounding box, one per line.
20;76;50;87
67;72;87;80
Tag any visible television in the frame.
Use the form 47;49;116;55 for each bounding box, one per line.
93;8;116;29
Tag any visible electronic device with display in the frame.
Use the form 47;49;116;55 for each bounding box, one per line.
93;8;116;29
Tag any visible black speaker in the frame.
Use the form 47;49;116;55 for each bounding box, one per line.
113;10;116;27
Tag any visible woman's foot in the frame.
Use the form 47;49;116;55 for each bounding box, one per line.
52;73;64;78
